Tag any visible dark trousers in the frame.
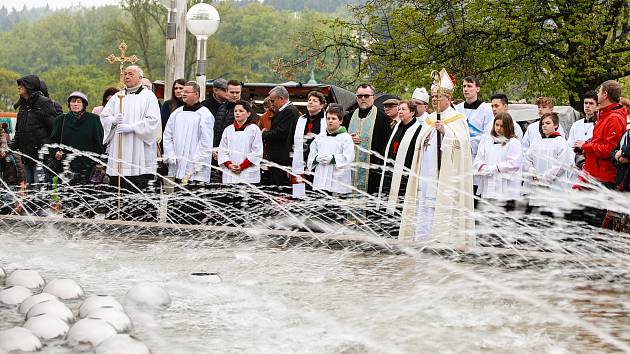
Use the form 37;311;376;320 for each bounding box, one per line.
564;181;616;227
103;174;157;222
166;181;208;225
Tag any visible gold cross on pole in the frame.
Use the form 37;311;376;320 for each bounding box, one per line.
106;41;140;90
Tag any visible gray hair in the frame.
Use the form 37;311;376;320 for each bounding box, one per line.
126;65;144;78
269;86;289;99
185;81;200;95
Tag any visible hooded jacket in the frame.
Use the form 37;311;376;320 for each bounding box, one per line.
582;103;628;184
11;75;59;161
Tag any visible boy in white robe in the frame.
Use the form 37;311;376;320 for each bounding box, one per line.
473;113;523;207
398;69;475;246
523;112;570;215
307;104;354;195
522;97;566;152
218;101;263;184
163;82;214;184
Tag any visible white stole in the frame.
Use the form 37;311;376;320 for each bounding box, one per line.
291;114;326;198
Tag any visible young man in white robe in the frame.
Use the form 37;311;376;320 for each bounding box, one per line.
163;81;214;184
522;97;566;152
398;69;475;246
162;81;214;224
489;93;524;140
567;91;597;172
455;76;494;197
100;65;161;221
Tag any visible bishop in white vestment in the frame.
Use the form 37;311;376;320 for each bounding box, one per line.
398;69;475;246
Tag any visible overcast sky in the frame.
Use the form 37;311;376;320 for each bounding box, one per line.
0;0;120;10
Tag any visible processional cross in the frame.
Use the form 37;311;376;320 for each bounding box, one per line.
106;41;140;90
105;40;140;220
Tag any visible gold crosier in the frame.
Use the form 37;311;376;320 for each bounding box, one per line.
430;70;443;172
106;41;140;220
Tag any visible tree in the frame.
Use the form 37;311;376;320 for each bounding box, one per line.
0;68;20;111
41;65;118;112
280;0;630;108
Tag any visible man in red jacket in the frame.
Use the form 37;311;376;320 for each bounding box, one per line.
571;80;627;226
575;80;628;188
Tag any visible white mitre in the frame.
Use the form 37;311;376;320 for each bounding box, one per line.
412;87;429;103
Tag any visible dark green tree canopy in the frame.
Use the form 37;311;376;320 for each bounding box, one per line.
279;0;630;108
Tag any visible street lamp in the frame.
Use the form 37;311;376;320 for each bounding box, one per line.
159;0;177;101
186;3;220;101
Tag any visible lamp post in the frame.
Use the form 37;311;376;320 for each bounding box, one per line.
186;3;220;101
159;0;177;101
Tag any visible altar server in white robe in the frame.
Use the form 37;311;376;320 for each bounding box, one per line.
523;112;571;213
162;81;214;183
100;65;161;221
398;68;475;246
489;93;523;140
288;91;327;198
218;100;263;184
567;91;597;172
307;104;354;195
455;76;495;159
472;113;523;205
522;96;565;152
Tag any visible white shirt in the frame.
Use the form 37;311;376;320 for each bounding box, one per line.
162;105;215;182
218;123;263;184
307;130;354;194
522;120;566;151
473;136;523;200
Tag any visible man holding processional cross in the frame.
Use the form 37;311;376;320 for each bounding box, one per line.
100;41;161;221
396;68;475;246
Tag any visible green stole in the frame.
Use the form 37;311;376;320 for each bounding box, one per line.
348;106;377;193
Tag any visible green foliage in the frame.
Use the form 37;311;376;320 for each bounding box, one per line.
262;0;358;13
0;5;56;31
0;68;20;110
41;65;118;112
283;0;630;108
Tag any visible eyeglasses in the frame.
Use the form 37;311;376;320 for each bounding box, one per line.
356;94;373;99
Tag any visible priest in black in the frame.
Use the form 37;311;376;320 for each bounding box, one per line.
344;83;391;195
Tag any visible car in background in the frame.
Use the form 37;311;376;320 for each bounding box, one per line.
152;80;398;115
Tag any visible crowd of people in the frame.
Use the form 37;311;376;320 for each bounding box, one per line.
1;64;630;246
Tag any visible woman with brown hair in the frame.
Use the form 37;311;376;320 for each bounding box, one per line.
160;78;187;129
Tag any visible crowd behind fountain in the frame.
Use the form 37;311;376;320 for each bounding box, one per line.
1;65;630;245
